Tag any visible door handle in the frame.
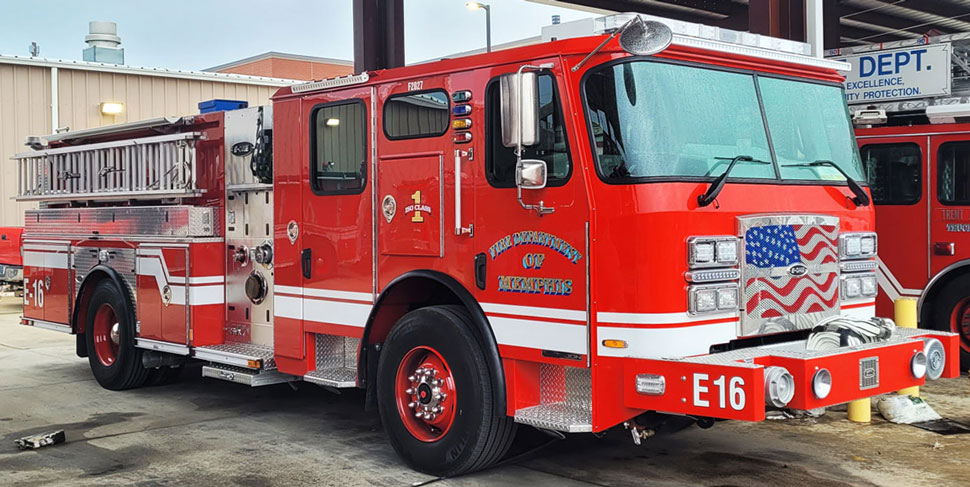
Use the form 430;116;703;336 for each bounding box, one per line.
454;149;473;237
301;248;312;279
934;242;955;256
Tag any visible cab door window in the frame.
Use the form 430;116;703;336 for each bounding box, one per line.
938;141;970;205
310;100;367;195
485;73;571;187
860;143;922;205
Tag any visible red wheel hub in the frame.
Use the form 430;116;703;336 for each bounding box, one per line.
92;303;121;366
950;297;970;353
394;346;457;442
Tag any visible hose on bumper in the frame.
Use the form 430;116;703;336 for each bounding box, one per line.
807;316;896;351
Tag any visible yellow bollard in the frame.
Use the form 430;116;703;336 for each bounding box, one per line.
847;398;871;423
895;297;920;397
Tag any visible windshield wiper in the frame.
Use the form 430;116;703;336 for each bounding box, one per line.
697;155;771;207
782;160;870;206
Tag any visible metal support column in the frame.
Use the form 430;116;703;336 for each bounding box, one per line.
353;0;405;73
749;0;805;42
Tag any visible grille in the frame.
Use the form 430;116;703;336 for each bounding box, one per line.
738;214;841;336
859;356;879;390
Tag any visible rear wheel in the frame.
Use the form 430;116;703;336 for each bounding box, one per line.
85;280;149;390
930;274;970;369
377;305;516;477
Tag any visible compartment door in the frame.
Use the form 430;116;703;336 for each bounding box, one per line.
22;240;71;324
929;134;970;278
136;246;188;344
858;136;928;311
378;153;443;257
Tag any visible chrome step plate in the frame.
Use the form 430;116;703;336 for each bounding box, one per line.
194;343;276;370
304;368;357;388
202;364;297;387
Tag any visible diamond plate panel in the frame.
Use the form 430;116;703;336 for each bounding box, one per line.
25;206;217;238
304;334;359;388
195;342;276;370
515;364;592;432
73;245;136;305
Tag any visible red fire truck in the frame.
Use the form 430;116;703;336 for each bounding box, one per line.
0;226;24;288
828;34;970;368
15;14;960;476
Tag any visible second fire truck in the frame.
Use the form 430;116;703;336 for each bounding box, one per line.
15;14;959;476
829;34;970;368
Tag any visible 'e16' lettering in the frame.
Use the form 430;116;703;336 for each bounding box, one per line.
693;373;746;411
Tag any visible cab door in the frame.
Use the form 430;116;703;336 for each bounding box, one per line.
472;63;590;365
929;133;970;276
858;135;928;314
300;87;374;339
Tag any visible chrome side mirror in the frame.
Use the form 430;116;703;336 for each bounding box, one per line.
499;71;539;148
516;159;547;190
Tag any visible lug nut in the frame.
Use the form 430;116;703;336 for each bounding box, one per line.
408;375;415;382
405;388;414;394
408;401;416;408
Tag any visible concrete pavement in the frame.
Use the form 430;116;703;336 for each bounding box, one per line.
1;295;968;486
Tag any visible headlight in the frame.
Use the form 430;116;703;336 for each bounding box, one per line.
692;241;715;265
839;232;877;259
689;283;739;315
843;277;861;298
695;289;717;312
841;273;877;300
861;275;877;296
688;236;739;268
717;287;738;309
910;350;927;379
812;368;832;399
716;240;738;264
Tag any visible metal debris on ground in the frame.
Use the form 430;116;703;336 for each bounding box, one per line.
910;419;970;436
15;430;66;450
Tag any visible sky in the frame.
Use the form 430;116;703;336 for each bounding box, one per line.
0;0;599;71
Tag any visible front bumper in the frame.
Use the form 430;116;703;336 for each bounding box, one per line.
621;327;959;422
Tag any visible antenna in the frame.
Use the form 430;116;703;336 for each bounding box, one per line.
28;42;40;57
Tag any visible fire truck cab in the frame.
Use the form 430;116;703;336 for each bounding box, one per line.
15;14;960;476
831;34;970;367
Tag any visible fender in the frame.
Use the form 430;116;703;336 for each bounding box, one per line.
918;259;970;320
358;270;506;412
72;264;136;334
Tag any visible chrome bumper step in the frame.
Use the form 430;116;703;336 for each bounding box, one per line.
202;364;297;387
304;367;358;388
514;403;593;433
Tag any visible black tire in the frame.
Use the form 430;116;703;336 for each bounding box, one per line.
929;274;970;370
85;280;149;390
145;366;183;387
377;305;516;477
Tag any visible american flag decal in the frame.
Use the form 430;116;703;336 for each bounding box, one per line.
744;223;839;320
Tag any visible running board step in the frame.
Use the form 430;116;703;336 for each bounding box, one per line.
202;364;297;387
194;343;276;370
305;334;360;388
304;368;357;388
514;403;592;433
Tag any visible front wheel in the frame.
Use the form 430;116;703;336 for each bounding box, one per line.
377;305;516;477
85;280;149;390
930;274;970;369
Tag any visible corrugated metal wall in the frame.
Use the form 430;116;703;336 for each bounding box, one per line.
0;64;52;228
0;64;282;226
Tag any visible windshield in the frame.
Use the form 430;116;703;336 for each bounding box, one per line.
583;59;864;184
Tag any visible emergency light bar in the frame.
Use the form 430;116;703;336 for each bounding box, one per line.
542;13;850;72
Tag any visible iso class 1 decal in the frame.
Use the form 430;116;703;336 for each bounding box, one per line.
487;231;581;296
